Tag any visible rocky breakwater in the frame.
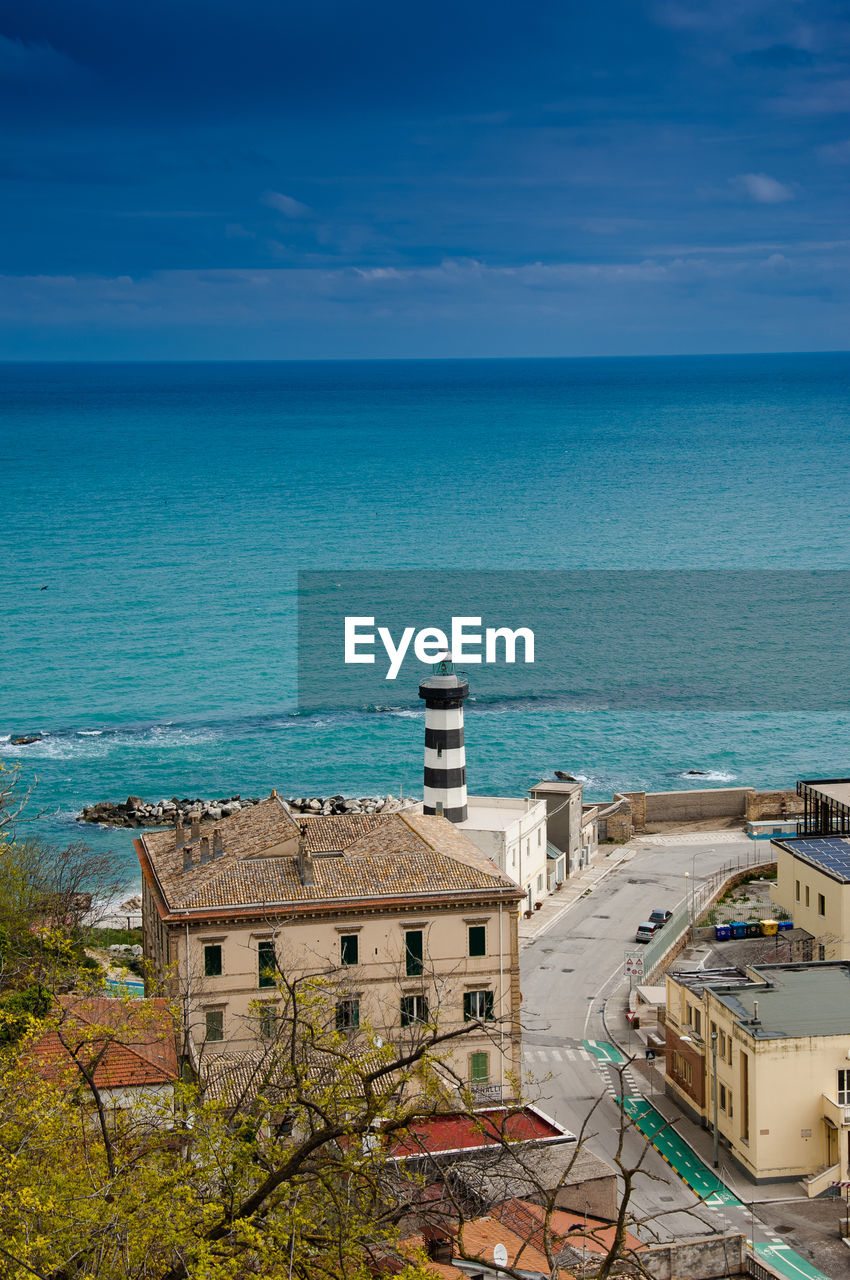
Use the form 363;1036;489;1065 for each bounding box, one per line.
78;793;419;828
78;795;264;828
286;794;419;816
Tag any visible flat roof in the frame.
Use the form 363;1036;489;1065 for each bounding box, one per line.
528;780;582;794
459;796;539;832
773;835;850;884
710;964;850;1039
800;778;850;808
385;1105;572;1158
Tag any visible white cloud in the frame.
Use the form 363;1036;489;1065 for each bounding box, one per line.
732;172;795;203
262;190;313;219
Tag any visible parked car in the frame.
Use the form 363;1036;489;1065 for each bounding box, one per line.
635;921;659;943
648;909;673;927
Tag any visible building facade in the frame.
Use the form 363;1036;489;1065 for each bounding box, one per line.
666;962;850;1185
528;780;596;878
458;796;549;910
137;793;524;1100
796;778;850;836
772;834;850;961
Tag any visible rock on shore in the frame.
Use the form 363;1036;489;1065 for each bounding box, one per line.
77;793;419;828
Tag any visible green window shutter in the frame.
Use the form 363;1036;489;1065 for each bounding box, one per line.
258;940;276;988
405;930;423;976
464;990;494;1021
205;1010;224;1042
204;944;222;977
336;999;359;1032
470;1051;489;1083
401;994;428;1026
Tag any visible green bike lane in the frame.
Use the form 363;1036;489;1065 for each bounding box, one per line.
582;1038;626;1064
621;1097;830;1280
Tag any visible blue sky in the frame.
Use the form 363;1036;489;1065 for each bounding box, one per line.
1;0;848;358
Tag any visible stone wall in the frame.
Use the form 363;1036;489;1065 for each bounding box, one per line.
639;1233;747;1279
623;790;646;831
745;788;803;822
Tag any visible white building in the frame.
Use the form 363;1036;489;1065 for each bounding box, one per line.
458;795;550;911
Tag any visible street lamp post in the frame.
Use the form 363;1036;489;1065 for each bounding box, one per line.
711;1030;719;1168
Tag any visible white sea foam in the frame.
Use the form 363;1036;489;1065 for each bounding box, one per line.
678;769;738;784
77;730;103;737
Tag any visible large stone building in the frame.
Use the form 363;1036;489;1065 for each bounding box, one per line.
665;962;850;1187
136;792;524;1100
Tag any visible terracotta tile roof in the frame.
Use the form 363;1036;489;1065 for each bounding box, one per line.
139;794;521;918
436;1216;574;1279
29;995;178;1090
494;1199;642;1257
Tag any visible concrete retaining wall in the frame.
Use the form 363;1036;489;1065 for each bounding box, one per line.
644;787;751;823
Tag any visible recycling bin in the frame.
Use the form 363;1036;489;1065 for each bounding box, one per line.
777;919;794;931
760;920;778;936
745;922;761;938
714;925;731;941
730;922;747;938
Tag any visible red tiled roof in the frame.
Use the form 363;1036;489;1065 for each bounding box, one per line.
403;1217;576;1280
29;995;179;1090
386;1105;568;1158
494;1199;643;1257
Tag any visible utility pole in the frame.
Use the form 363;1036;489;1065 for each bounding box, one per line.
711;1029;719;1168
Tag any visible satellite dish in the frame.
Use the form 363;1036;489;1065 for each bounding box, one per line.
493;1243;508;1267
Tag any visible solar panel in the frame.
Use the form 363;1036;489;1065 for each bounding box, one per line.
791;836;850;881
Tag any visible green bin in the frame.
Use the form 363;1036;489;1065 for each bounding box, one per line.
745;922;761;938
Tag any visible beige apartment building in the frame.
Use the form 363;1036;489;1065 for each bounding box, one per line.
772;833;850;961
666;962;850;1186
136;792;524;1100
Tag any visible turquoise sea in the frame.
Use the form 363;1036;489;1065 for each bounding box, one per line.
1;354;849;886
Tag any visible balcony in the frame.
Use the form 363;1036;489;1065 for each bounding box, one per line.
822;1095;850;1128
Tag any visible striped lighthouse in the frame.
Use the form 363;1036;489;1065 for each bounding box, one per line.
418;654;468;822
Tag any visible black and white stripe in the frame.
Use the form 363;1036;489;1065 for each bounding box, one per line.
419;669;469;823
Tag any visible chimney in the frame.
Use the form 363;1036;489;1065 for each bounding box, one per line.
175;821;185;848
753;1000;759;1023
182;844;193;872
271;788;278;799
190;818;201;840
213;828;223;859
426;1239;453;1264
297;825;314;887
199;836;211;864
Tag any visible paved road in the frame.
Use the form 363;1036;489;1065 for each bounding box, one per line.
518;832;830;1277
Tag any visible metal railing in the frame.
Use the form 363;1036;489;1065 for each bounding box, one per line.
746;1250;784;1280
642;850;776;979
